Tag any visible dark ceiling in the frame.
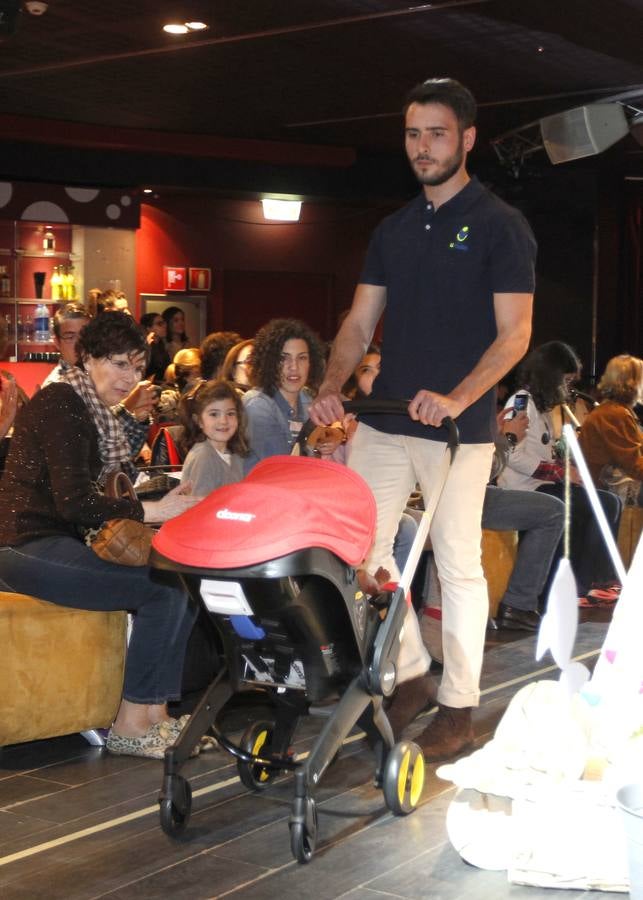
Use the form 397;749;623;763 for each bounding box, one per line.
0;0;642;196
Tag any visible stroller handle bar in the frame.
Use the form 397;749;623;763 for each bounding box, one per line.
342;398;459;451
298;399;459;463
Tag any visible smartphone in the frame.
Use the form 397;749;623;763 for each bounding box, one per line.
504;392;528;420
513;393;528;413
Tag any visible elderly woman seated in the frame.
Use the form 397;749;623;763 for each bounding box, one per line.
579;354;643;506
0;312;203;759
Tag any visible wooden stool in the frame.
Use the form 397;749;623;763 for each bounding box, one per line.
617;506;643;570
0;592;126;746
481;529;519;617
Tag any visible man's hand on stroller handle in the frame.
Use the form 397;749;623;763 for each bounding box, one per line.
310;388;346;426
408;389;465;427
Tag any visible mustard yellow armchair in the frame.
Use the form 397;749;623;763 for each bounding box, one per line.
0;591;126;746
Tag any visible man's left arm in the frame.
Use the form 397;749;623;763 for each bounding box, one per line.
409;292;532;426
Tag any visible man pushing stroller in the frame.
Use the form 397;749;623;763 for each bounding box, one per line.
311;77;536;762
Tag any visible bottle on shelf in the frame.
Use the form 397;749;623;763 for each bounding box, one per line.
65;265;76;300
24;315;33;343
43;227;56;256
4;312;13;342
0;265;11;298
16;314;24;342
34;303;51;343
50;266;62;301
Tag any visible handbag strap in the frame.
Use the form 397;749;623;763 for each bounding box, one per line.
103;470;138;502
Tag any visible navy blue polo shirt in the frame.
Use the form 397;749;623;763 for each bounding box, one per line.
360;176;537;443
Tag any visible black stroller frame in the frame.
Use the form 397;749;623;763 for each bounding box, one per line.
152;401;458;863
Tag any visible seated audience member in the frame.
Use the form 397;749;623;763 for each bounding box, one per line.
201;331;242;381
0;317;28;474
342;343;381;400
579;354;643;506
140;312;171;382
0;312;203;759
221;339;254;392
484;409;564;630
498;341;621;603
100;290;131;315
86;287;102;318
178;379;248;495
243;318;326;473
0;372;18;474
42;303;91;386
156;347;202;424
163;306;190;359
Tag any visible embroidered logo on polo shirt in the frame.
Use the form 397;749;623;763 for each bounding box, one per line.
449;225;470;251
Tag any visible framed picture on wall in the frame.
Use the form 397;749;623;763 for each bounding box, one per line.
189;267;211;292
163;266;187;292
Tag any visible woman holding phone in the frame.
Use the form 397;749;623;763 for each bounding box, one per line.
498;341;622;604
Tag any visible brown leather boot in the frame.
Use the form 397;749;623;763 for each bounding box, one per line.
384;673;438;739
415;704;474;762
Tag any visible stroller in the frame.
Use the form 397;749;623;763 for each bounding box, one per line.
151;401;458;863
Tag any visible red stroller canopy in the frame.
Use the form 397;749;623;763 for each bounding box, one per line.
152;456;377;570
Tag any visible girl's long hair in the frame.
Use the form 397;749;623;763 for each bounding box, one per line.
179;379;249;456
516;341;581;413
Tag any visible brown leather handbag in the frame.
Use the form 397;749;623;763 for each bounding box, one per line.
91;471;154;567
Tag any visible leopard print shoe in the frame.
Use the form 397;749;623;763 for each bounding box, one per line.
106;721;178;760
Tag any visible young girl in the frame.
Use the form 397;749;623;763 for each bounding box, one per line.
179;379;249;496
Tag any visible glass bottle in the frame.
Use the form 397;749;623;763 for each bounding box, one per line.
67;265;76;300
0;265;10;297
43;227;55;256
50;266;62;301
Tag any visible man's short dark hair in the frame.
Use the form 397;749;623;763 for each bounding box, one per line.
403;78;477;129
53;302;89;339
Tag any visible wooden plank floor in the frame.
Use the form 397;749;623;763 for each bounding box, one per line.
0;621;620;899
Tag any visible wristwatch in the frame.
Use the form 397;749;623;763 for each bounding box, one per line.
505;431;518;450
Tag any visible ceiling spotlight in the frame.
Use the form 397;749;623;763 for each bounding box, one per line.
163;21;209;35
262;199;302;222
143;188;153;194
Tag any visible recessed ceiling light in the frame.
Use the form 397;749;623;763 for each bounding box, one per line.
163;23;189;34
186;21;208;31
143;188;153;194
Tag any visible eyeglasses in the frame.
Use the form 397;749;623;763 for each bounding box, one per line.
106;357;146;379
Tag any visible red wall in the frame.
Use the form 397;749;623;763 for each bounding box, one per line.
135;196;389;339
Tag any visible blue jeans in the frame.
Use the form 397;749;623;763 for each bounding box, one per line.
483;486;564;611
0;536;196;705
536;482;622;593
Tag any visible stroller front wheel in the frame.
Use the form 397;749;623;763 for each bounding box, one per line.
290;797;318;864
159;774;192;835
382;741;425;816
237;720;278;791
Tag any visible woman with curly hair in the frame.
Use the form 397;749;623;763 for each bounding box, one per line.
242;318;325;472
498;340;621;603
579;354;643;505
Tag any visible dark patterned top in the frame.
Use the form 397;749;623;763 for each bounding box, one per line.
0;382;143;546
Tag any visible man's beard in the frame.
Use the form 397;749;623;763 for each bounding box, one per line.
410;136;464;187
